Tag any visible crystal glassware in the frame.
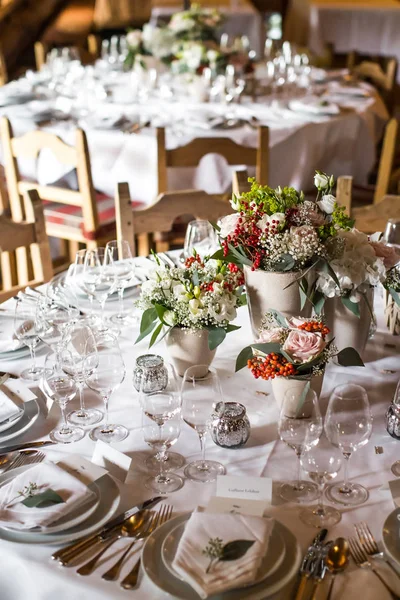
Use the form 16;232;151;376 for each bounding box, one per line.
181;365;226;482
105;240;137;325
184;220;218;259
42;353;84;443
325;383;372;506
142;410;183;493
14;299;43;381
83;248;117;331
278;386;323;502
299;441;342;527
59;322;103;426
383;219;400;249
71;249;98;325
85;333;128;443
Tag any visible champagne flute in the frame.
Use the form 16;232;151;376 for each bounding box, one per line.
105;240;136;324
142;410;183;493
325;383;372;506
14;299;43;381
85;333;128;443
300;441;342;527
59;322;103;426
181;365;226;482
83;248;117;331
42;353;84;443
278;386;323;502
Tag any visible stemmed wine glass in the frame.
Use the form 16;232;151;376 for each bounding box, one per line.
71;249;98;323
181;365;226;482
83;248;117;331
105;240;136;324
300;441;342;527
36;295;79;350
142;410;183;493
325;383;372;506
184;220;218;259
42;353;84;443
278;386;323;502
59;322;103;426
84;333;128;443
14;300;43;381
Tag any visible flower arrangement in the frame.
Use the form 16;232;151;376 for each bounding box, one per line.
384;264;400;307
235;310;364;380
136;254;245;350
125;24;175;69
168;4;223;43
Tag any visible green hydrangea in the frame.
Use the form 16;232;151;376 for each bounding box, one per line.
238;178;303;215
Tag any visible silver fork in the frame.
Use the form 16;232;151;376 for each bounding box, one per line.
355;522;400;576
120;504;173;589
348;536;399;597
3;450;45;473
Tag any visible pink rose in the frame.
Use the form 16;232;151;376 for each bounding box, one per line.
282;330;326;364
286;316;308;329
258;327;282;343
370;242;400;269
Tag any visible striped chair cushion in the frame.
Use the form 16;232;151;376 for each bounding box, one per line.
43;193;143;241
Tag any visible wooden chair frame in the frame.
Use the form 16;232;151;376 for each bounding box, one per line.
34;35;99;71
0;189;53;302
347;52;398;115
0;45;7;86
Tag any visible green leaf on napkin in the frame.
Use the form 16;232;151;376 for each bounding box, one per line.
220;539;255;561
22;488;65;508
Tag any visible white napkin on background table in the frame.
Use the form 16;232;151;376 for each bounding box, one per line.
172;511;274;599
288;96;340;115
0;462;96;530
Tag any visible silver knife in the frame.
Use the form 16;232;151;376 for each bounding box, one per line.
0;440;55;456
52;495;163;563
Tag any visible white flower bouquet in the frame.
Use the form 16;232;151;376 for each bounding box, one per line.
136;254;245;350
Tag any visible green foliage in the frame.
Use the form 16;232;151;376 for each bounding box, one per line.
236;178;303;216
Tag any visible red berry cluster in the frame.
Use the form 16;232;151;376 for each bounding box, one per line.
247;353;298;380
185;255;204;268
298;321;330;339
227;263;245;286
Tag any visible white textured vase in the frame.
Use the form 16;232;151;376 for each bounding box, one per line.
165;328;216;377
244;266;313;339
324;289;374;358
271;375;324;414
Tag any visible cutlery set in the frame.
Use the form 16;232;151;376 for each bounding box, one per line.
296;524;400;599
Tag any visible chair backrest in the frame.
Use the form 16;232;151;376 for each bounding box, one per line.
348;53;398;114
34;35;99;71
374;118;399;205
0;116;98;237
115;182;232;255
0;46;7;86
156;126;269;194
0;189;53;302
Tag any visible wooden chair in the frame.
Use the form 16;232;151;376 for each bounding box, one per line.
115;182;233;256
34;35;100;71
347;53;398;115
0;117;128;261
353;195;400;235
0;189;53;302
0;45;7;86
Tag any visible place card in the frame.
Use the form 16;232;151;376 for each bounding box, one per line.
56;455;107;486
216;475;273;503
92;440;132;483
206;496;267;517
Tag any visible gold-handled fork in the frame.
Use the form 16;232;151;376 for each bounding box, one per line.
355;522;399;577
102;505;171;582
120;504;173;589
3;450;45;473
348;537;399;597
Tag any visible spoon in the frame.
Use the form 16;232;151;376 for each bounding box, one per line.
325;537;350;600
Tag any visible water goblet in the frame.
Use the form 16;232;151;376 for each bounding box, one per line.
14;300;43;381
278;386;323;502
83;248;117;331
325;383;372;506
105;240;137;324
184;220;218;259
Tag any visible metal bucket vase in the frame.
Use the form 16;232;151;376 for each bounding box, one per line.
165;328;216;377
244;266;314;339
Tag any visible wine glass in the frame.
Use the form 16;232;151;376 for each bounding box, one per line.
181;365;226;482
36;296;79;350
300;441;342;527
105;240;136;324
139;362;185;472
59;322;103;426
42;353;84;443
325;384;372;506
184;220;218;259
85;333;128;443
142;410;183;493
383;219;400;249
70;249;98;324
278;386;323;502
14;300;43;381
83;248;117;331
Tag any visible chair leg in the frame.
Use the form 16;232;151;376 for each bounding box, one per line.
137;233;150;256
155;241;170;254
68;241;80;262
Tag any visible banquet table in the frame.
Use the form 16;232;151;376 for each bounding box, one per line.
1;278;400;599
0;74;389;205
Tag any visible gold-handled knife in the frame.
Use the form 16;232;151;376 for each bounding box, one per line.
295;529;328;600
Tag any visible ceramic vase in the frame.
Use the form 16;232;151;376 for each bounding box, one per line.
165;328;216;377
271;375;324;416
244;266;314;339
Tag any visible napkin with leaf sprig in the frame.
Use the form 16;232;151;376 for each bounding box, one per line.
0;463;96;530
172;511;274;598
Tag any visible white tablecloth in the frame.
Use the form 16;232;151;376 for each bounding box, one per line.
0;84;388;204
1;285;400;599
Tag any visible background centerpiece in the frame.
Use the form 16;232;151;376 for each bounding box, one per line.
136;254;245;376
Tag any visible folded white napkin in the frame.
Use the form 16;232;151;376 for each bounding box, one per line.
289;96;340;115
328;83;370;98
0;384;22;424
172;511;274;599
0;462;96;530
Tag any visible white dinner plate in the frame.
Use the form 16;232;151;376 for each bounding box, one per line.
162;517;286;587
0;465;101;533
142;513;301;600
382;507;400;565
0;467;120;544
0;397;39;446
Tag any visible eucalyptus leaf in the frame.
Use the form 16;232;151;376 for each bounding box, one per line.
341;296;360;318
268;309;286;327
226;324;241;333
227;243;253;267
192;269;200;287
299;285;308;311
149;322;163;347
154;303;167;324
295;380;311;416
336;347;364;367
140;307;158;334
389;287;400;308
220;540;255;562
274;253;295;272
206;326;226;351
135;320;157;344
22;489;65;508
235;346;254;372
312;292;325;316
